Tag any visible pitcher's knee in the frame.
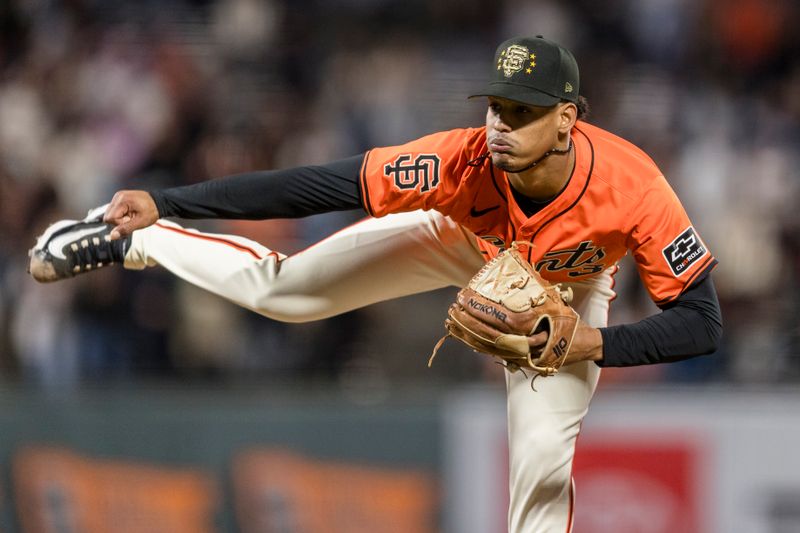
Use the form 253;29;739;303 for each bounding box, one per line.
248;292;335;323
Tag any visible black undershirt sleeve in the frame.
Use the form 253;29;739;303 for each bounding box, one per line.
149;154;366;220
597;273;723;367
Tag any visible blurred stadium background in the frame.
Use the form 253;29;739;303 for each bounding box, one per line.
0;0;798;531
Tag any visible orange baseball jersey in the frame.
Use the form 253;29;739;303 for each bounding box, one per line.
359;121;717;304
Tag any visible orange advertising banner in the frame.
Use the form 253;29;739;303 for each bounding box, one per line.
13;446;218;533
233;449;438;533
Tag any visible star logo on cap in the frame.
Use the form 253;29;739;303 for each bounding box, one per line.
525;53;536;75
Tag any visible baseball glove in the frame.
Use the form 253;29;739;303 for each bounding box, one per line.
429;242;579;377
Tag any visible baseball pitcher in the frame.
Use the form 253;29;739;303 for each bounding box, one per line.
29;36;722;532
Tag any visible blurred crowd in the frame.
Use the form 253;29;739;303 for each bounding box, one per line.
0;0;798;389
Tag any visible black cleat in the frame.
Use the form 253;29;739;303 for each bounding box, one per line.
28;205;131;283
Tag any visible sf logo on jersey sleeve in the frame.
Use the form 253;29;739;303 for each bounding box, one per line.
384;154;441;193
662;226;707;276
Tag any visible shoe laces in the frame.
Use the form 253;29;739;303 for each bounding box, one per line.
67;229;125;274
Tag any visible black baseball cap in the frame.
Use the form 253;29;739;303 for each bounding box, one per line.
470;36;580;106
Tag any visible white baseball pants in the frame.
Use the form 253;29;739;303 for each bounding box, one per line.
125;210;610;533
